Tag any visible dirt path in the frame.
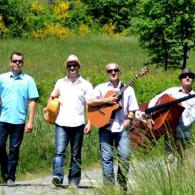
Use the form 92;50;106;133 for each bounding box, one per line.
0;168;103;195
1;155;194;195
0;160;178;195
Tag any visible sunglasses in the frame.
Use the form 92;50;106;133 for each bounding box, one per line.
107;68;119;73
67;64;79;68
12;60;23;64
181;73;194;79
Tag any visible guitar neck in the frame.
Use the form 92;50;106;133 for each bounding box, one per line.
145;93;195;114
116;75;139;98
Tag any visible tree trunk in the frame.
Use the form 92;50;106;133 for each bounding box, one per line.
182;43;188;69
162;37;168;71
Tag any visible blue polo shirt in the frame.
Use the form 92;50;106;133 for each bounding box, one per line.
0;71;39;124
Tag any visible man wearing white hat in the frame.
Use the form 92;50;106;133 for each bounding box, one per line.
46;54;93;188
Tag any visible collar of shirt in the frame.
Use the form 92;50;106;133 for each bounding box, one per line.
178;87;194;95
63;75;82;84
9;71;24;80
107;81;122;89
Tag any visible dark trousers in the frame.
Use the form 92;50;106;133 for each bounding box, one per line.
0;122;25;182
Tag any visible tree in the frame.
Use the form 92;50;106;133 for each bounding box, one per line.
83;0;138;32
0;0;31;37
134;0;195;70
172;0;195;69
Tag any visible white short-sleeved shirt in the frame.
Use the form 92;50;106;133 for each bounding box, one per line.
91;81;139;132
148;87;195;138
51;76;93;127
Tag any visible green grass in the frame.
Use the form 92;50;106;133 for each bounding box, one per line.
0;35;195;194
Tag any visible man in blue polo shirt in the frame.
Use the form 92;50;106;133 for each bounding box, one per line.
0;51;39;186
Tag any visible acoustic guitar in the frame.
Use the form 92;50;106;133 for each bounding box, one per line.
87;66;149;128
44;98;60;124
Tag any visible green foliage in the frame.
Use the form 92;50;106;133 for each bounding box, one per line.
83;0;139;32
63;0;94;30
26;11;59;33
133;0;195;70
0;0;31;37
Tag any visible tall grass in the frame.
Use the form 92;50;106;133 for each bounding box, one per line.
0;35;195;194
131;148;195;194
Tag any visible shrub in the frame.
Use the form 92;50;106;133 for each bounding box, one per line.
31;29;48;39
0;15;9;37
0;0;31;37
52;1;70;20
102;23;116;37
31;1;46;15
45;23;72;39
83;0;139;32
62;0;94;31
79;23;91;36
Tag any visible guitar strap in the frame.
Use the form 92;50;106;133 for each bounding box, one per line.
110;82;124;114
118;82;124;101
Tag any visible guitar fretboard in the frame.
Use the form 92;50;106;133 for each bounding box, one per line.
116;74;139;99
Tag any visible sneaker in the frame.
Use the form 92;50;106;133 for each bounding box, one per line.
52;176;62;187
7;179;15;187
166;153;176;164
69;182;78;189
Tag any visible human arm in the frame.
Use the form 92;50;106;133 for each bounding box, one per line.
84;119;92;134
123;111;135;128
148;88;174;108
142;88;173;128
25;99;37;133
123;87;139;128
86;95;118;107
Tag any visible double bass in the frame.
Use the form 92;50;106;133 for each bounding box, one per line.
130;93;195;151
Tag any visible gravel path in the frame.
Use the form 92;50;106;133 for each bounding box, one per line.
1;155;194;195
0;168;103;195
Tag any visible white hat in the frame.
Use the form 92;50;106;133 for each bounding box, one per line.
66;54;81;66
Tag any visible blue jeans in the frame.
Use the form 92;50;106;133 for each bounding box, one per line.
99;128;131;190
0;122;25;182
53;124;84;185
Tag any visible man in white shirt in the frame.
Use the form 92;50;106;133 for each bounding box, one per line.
147;67;195;161
46;54;93;188
87;63;139;192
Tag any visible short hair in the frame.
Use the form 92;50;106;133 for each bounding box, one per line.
105;62;119;70
10;52;24;60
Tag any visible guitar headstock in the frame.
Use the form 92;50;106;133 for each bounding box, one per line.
137;66;149;77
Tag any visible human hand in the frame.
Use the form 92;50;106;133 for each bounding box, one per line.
84;123;92;134
141;114;154;129
107;95;118;104
24;121;34;133
123;118;133;129
43;107;48;121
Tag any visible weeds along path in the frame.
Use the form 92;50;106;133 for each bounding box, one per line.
0;159;166;195
0;159;180;195
0;156;194;195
